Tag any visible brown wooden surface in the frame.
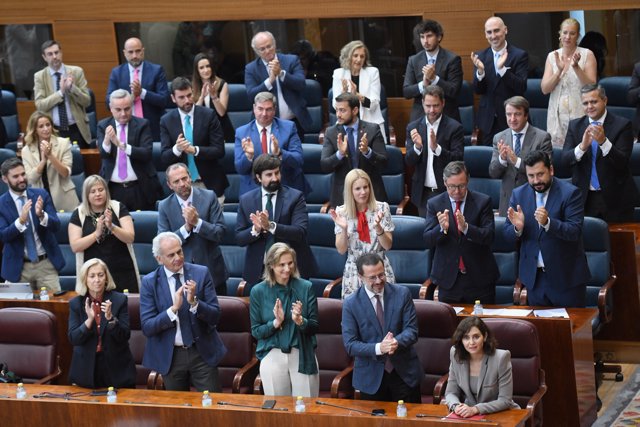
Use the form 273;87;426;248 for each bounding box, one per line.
0;383;528;426
80;148;101;176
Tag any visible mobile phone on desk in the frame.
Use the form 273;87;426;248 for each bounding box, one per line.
261;400;276;409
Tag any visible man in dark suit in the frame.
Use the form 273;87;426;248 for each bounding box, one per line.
405;85;464;217
505;150;590;307
321;92;387;207
158;163;228;296
140;232;226;392
489;96;552;216
0;157;64;291
563;83;639;222
98;89;162;211
160;77;228;204
236;154;317;287
245;31;311;140
107;37;169;141
234;91;309;196
628;61;640;140
471;17;528;146
342;253;423;403
403;19;463;123
423;161;499;304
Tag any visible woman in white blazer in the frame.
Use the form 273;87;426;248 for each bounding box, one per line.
332;40;386;143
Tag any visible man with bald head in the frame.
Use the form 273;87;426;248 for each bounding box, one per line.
471;17;528;146
107;37;169;140
245;31;311;141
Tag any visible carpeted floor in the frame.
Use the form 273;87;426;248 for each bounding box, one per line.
594;366;640;426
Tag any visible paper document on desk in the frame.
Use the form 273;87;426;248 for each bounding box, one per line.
452;307;466;314
533;308;569;318
481;308;533;317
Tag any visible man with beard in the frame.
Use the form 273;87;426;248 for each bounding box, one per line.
236;154;317;287
505;150;590;307
0;157;64;291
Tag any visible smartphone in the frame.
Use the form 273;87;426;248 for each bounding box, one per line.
261;400;276;409
53;290;67;297
372;409;386;415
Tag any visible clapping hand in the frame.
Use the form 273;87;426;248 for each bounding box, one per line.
273;298;285;328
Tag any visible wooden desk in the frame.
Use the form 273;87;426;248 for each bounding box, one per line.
80;148;101;176
0;384;528;427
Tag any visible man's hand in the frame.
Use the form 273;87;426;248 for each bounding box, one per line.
358;131;369;154
182;204;199;231
267;58;281;83
429;128;437;152
337;133;348;156
35;196;44;219
470;52;485;75
104;125;116;147
534;206;549;227
171;284;184;313
496;49;509;70
454;209;466;233
184;280;197;305
380;331;398;355
423;64;436;83
507;205;525;232
130;79;142;98
497;140;517;164
19;198;32;225
410;128;423;150
437;209;450;234
271;134;280;156
241;137;254;160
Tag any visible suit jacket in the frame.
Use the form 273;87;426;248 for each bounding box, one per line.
489;125;552;216
234;117;309;196
444;347;520;413
405;114;465;205
0;188;65;282
157;187;229;288
320;119;387;207
505;178;591;295
0;90;7;147
627;61;640;139
236;185;317;286
21;136;80;212
68;291;136;388
332;66;385;126
341;284;423;394
562;112;639;222
34;64;92;144
159;106;228;197
244;53;312;132
473;45;528;138
140;263;227;375
107;61;169;140
423;190;499;290
402;48;463;123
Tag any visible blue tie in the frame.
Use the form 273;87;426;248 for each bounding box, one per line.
347;127;357;169
19;196;38;263
428;57;435;65
590;121;601;190
536;192;545;267
184;115;199;181
514;133;522;157
173;273;193;347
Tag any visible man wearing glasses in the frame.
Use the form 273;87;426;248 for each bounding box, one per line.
423;161;499;304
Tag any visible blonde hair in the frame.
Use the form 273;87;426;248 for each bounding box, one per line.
342;168;377;219
262;243;300;286
24;111;58;146
79;175;111;216
76;258;117;295
339;40;371;70
558;18;581;48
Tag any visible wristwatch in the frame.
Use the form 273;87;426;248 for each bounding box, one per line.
268;221;276;233
190;296;198;307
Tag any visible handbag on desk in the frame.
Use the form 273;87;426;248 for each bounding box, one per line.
0;363;22;383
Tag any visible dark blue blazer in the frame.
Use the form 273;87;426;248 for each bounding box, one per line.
106;61;169;140
423;190;499;290
236;185;317;286
342;284;423;395
68;291;136;388
140;263;227;375
504;178;591;295
234;117;309;196
244;53;312;132
0;188;64;281
159;106;229;197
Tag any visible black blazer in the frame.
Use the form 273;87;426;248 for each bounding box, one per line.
627;61;640;140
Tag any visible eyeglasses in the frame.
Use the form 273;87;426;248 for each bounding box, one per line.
445;183;467;191
257;44;274;53
361;273;386;283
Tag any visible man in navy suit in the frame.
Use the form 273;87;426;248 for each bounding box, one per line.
0;158;64;291
471;17;528;146
140;232;226;391
160;77;228;204
506;150;590;307
342;253;422;403
98;89;162;211
423;161;499;304
628;61;640;140
236;154;317;287
158;163;228;296
403;19;463;123
245;31;311;140
235;91;308;196
107;37;169;141
405;85;464;217
562;83;639;222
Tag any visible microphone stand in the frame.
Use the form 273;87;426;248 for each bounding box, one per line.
217;401;288;411
315;400;386;416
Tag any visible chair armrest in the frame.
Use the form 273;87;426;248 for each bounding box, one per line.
323;277;343;298
319;202;331;214
232;356;260;394
253;374;263;394
395;194;410;215
432;372;449;405
418;278;433;300
514;279;527;305
470;127;480;146
147;370;165;390
236;280;247;297
388;125;396;146
319;124;329;145
597;273;617;324
34;355;62;384
525;369;548;427
330;363;354;398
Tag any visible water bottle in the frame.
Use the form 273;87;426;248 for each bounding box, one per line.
123;289;129;294
39;287;50;301
106;386;117;403
16;383;26;399
396;400;407;417
202;390;212;407
295;396;306;413
473;300;483;315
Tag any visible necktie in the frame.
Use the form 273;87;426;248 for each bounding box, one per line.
494;51;501;75
265;193;275;253
118;124;128;180
347;127;357;169
536;192;545;266
184;115;199;181
453;200;466;272
375;295;394;373
514;133;522;157
590;122;601;190
172;273;193;347
261;127;268;155
19;196;38;263
54;72;69;130
428;57;435;65
133;68;144;118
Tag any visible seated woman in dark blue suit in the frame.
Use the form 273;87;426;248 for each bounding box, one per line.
444;316;519;418
68;258;136;388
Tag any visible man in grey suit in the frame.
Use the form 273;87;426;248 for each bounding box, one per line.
489;96;552;216
157;163;228;296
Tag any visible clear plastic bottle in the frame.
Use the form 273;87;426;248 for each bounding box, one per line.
106;386;117;403
396;400;407;417
473;300;483;315
16;383;26;399
295;396;306;413
202;390;212;407
39;287;50;301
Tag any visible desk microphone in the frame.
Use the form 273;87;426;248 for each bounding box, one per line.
315;400;386;416
217;401;288;411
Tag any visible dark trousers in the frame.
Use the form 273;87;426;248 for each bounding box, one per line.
438;271;496;305
109;181;154;211
417;186;444;218
360;369;421;403
56;123;90;148
528;267;586;308
290;116;306;142
163;346;221;392
93;352;112;388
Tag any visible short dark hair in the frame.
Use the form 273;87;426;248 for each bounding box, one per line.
423;85;444;101
523;150;551;169
171;76;192;94
452;316;497;362
356;252;384;275
443;161;468;181
1;157;24;177
580;83;606;99
41;40;59;53
415;20;444;38
335;92;359;109
253;154;281;182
